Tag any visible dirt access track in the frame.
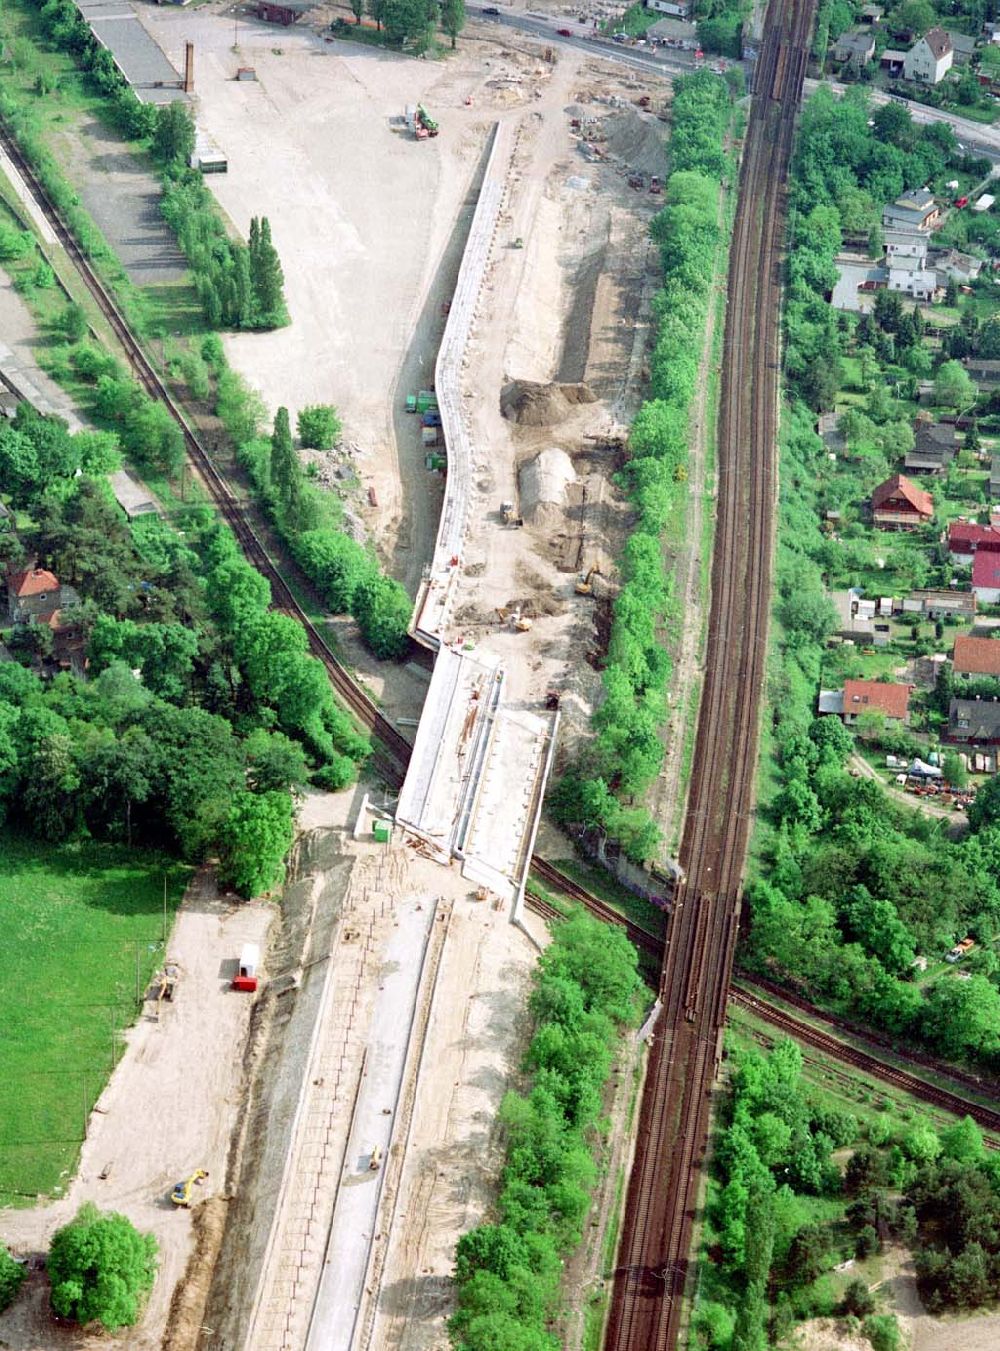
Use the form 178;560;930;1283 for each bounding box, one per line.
0;870;272;1351
137;3;667;746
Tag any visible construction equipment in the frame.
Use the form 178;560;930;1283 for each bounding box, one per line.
575;565;602;596
369;1146;383;1171
232;944;259;993
649;175;662;195
500;500;515;523
415;104;439;137
149;962;179;1020
171;1169;208;1208
496;607;534;632
405;389;437;415
511;236;524;249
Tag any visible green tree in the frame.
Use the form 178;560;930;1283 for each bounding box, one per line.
248;216;287;327
933;360;976;412
352;573;412;659
48;1203;157;1330
152;102;195;166
218;789;295;897
350;0;364;19
440;0;465;46
382;0;432;43
968;773;1000;831
270;407;301;512
297;404;342;450
59;302;89;343
894;0;935;31
942;750;968;790
0;1245;25;1312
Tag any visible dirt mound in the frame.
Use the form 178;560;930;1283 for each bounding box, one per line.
601;107;667;179
501;380;596;426
164;1195;229;1351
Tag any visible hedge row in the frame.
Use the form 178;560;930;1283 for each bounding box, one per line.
551;71;732;862
450;912;642;1350
203;344;412;661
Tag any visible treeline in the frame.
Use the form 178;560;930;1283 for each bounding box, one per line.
204;346;412;660
26;2;288;332
552;71;731;862
744;86;1000;1066
693;0;749;58
156;105;288;331
450;913;641;1350
697;1037;997;1347
0;406;368;894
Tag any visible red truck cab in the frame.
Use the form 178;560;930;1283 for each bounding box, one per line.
954;195;969;209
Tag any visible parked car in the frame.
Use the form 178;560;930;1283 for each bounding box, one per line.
482;4;500;12
557;27;573;35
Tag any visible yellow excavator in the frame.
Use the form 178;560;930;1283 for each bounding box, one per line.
575;565;602;596
171;1169;208;1208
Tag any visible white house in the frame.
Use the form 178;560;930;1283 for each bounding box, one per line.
884;229;929;267
903;27;954;84
643;0;692;14
888;267;939;301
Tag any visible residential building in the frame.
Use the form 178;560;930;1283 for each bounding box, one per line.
872;473;934;529
905;420;955;474
903;589;976;620
830;589;878;641
903;27;954;83
882;188;941;232
953;633;1000;677
644;0;693;14
933;249;983;283
949;696;1000;744
255;0;312;23
885;229;929;268
947;31;977;65
860;4;883;23
948;519;1000;564
834;28;877;65
888;267;938;300
972;549;1000;603
962;358;1000;387
842;678;913;725
7;566;61;624
991;454;1000;501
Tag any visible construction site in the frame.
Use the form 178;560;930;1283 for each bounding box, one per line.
0;4;674;1350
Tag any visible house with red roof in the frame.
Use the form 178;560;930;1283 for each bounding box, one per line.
972;550;1000;604
842;678;912;726
6;566;62;624
953;634;1000;678
872;474;933;530
947;519;1000;565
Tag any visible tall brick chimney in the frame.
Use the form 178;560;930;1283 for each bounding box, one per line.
183;41;194;94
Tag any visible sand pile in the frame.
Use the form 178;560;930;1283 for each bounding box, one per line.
501;380;597;426
602;108;667;178
519;447;576;526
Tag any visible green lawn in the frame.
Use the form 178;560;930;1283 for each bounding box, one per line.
0;834;189;1204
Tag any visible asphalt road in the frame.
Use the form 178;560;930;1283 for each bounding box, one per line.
467;2;701;77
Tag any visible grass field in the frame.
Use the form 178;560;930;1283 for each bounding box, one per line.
0;834;189;1204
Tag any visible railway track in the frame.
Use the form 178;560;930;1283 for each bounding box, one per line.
731;987;1000;1140
604;0;815;1345
526;857;664;956
0;118;412;786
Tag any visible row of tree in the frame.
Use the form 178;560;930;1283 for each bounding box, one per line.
450;913;641;1350
552;71;732;863
344;0;466;48
207;350;412;661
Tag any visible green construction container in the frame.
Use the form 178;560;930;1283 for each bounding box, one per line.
406;390;437;414
425;453;447;472
373;820;391;844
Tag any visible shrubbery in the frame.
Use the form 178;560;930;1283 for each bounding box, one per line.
553;73;731;861
0;1246;25;1313
48;1203;156;1331
213;374;412;662
450;913;641;1349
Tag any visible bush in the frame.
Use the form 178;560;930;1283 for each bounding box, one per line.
862;1314;901;1351
0;1245;25;1312
0;221;34;262
297;403;342;450
48;1203;157;1330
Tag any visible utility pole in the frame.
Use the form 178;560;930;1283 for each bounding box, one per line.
135;941;141;1009
163;875;168;945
